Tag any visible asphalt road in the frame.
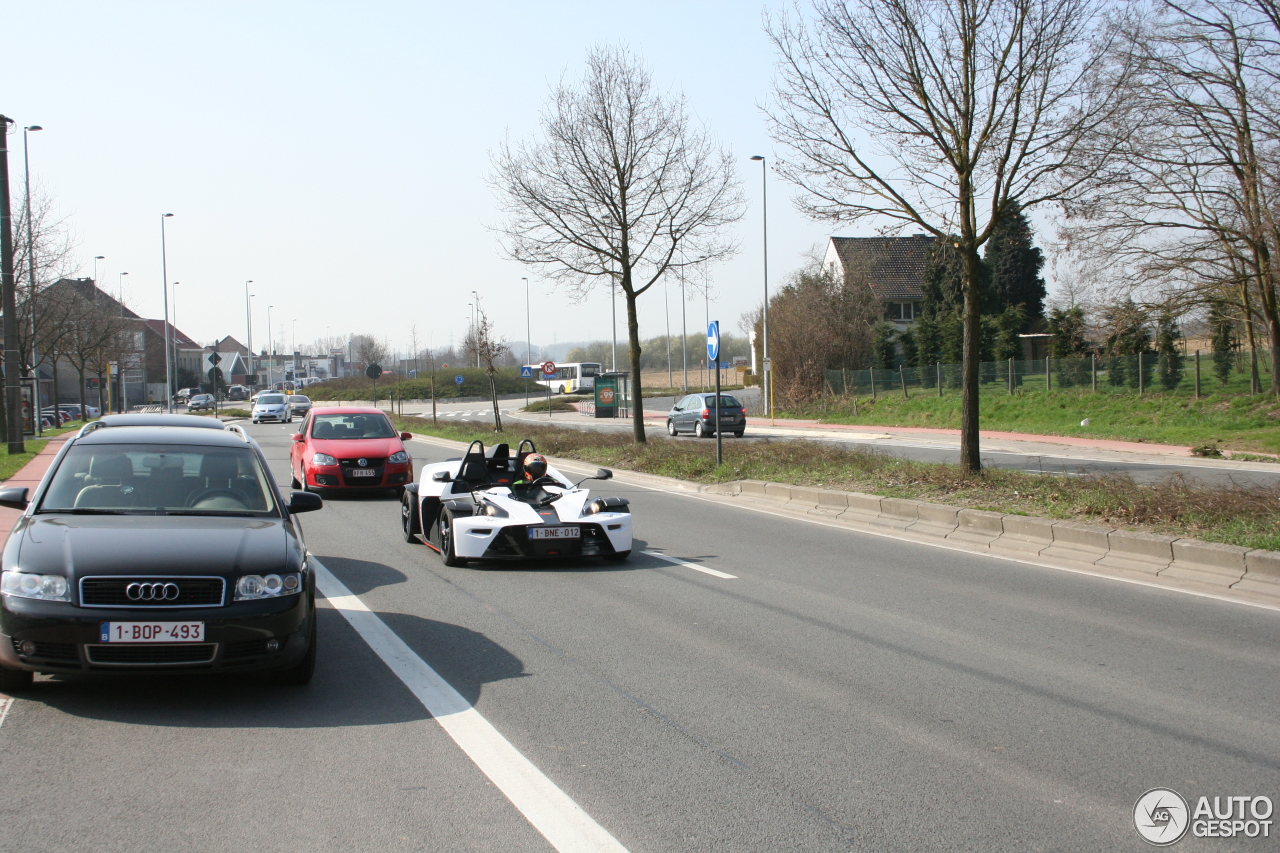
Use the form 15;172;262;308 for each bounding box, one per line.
1;420;1277;851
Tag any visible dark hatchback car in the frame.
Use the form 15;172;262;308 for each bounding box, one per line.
666;393;747;438
0;417;323;690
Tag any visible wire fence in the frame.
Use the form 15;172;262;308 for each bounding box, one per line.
823;350;1274;399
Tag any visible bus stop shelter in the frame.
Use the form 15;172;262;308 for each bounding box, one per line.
593;372;632;419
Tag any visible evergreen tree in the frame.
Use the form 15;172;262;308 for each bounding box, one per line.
990;304;1027;361
912;313;942;387
1209;301;1236;386
1047;306;1090;386
872;323;897;370
919;239;968;317
982;202;1047;321
897;328;918;375
1155;312;1184;391
1102;300;1154;388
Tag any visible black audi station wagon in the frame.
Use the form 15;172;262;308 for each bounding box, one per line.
0;416;323;689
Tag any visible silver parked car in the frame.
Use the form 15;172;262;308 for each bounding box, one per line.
288;395;312;419
252;393;292;424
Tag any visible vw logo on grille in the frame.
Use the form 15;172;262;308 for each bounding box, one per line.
126;582;180;601
358;458;368;467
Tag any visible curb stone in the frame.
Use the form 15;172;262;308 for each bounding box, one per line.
403;431;1280;609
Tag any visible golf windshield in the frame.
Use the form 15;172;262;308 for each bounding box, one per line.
309;413;397;439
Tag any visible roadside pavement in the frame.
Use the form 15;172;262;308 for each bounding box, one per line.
0;435;71;542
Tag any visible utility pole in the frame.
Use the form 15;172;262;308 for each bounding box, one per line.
1;116;25;452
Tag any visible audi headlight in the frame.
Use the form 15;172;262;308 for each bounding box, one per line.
312;452;338;466
481;502;508;517
1;570;70;601
235;573;303;601
388;451;409;464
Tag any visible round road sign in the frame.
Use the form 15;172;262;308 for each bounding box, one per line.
541;361;556;376
707;321;720;361
365;363;382;379
454;375;465;385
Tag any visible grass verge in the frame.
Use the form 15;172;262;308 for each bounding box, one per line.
391;415;1280;552
521;399;580;413
782;387;1280;453
0;420;90;481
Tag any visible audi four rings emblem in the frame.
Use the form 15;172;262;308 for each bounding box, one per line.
126;582;180;601
358;458;368;467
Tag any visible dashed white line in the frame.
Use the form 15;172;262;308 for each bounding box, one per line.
0;694;13;732
642;551;737;579
313;560;628;853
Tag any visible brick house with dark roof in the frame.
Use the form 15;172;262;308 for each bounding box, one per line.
822;234;934;330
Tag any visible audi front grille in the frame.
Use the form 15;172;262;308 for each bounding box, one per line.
85;643;218;666
79;576;226;608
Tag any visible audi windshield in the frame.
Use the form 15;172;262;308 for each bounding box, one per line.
36;444;279;516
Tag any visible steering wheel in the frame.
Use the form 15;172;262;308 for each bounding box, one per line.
185;487;249;508
532;476;560;487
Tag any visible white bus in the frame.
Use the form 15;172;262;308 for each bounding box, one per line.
526;362;602;394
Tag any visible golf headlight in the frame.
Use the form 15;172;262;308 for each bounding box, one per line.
1;570;70;601
313;452;338;466
235;573;303;601
388;451;409;464
481;502;507;517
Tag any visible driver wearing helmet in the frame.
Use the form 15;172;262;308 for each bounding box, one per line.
516;453;549;485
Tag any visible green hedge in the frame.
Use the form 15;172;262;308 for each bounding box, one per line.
306;368;535;401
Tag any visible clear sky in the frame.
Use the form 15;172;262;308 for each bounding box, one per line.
4;0;841;362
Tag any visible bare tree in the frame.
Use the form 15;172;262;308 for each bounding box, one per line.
1066;0;1280;393
766;0;1124;472
12;187;77;384
492;45;744;442
472;309;510;431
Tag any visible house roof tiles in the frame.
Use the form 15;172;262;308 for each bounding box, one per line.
829;235;933;301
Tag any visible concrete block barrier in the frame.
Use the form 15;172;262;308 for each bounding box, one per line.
1162;540;1248;591
736;481;769;497
947;509;1004;547
787;486;828;512
1095;531;1175;577
874;498;919;531
1233;550;1280;601
991;515;1055;557
907;503;959;539
805;488;850;518
1040;522;1113;565
763;482;793;502
843;492;884;524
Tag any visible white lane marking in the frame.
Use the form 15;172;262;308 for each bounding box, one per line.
313;560;628;853
0;693;13;732
642;551;736;579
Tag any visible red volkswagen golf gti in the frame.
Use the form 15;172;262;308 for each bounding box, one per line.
289;407;414;496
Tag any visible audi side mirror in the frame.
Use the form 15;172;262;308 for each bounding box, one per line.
288;491;323;513
400;432;412;441
0;487;29;510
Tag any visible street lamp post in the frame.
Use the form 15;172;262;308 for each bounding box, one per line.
117;272;128;313
267;304;274;389
750;155;772;423
244;281;254;386
93;254;104;282
522;276;531;407
23;125;43;432
160;213;174;412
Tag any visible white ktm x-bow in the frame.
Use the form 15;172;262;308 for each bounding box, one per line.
400;439;632;566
